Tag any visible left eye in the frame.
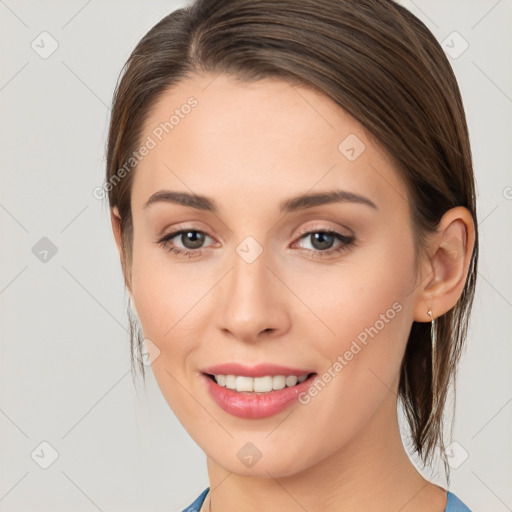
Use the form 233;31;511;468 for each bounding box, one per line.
294;230;355;255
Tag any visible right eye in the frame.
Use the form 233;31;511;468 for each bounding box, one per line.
157;229;216;258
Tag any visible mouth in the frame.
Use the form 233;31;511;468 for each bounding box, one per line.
202;372;317;394
200;371;318;419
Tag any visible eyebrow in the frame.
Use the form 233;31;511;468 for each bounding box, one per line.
280;190;377;212
143;190;216;211
142;189;377;212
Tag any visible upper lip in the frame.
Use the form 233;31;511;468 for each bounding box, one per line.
201;362;316;378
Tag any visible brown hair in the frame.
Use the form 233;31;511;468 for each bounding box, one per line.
105;0;478;483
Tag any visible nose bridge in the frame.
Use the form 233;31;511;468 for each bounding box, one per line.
231;240;268;299
217;235;289;340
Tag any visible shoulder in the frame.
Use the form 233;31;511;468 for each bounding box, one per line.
445;490;472;511
181;487;209;512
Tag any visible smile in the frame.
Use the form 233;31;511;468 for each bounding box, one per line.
209;373;310;393
201;372;318;419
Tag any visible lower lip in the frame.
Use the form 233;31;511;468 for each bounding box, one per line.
201;373;318;419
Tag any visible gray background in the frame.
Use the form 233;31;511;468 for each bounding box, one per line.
1;0;511;510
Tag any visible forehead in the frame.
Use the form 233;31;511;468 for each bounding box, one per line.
131;73;408;215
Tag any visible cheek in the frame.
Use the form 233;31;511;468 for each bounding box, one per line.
129;241;211;418
292;234;416;383
279;240;416;447
129;233;226;411
130;229;208;337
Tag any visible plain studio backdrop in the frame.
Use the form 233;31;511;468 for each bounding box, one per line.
0;1;511;510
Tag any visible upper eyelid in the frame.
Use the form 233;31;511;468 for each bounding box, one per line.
295;224;352;238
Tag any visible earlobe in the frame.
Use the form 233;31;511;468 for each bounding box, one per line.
128;289;137;316
413;206;475;322
110;207;123;257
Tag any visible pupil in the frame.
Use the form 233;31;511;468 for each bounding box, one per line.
182;231;205;249
311;232;334;250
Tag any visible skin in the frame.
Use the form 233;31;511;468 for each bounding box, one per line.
111;73;475;511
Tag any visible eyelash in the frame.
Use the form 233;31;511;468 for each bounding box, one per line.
157;226;355;260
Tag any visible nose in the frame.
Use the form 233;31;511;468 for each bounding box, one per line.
216;243;291;343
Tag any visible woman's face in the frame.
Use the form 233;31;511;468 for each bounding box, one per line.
125;73;424;477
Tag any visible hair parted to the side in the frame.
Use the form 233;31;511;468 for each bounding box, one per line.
105;0;478;484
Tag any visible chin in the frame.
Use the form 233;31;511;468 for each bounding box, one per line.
206;443;314;479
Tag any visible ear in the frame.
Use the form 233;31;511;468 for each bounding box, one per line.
413;206;476;322
110;207;134;300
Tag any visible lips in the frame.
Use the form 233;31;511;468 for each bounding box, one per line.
201;362;315;378
201;371;318;419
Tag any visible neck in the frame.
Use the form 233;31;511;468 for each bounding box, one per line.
204;390;447;512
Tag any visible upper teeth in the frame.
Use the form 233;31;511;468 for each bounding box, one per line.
214;374;309;393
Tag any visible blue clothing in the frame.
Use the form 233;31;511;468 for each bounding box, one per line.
181;487;471;511
445;490;472;511
181;487;209;512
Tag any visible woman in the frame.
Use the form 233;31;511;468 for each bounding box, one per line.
105;0;478;510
